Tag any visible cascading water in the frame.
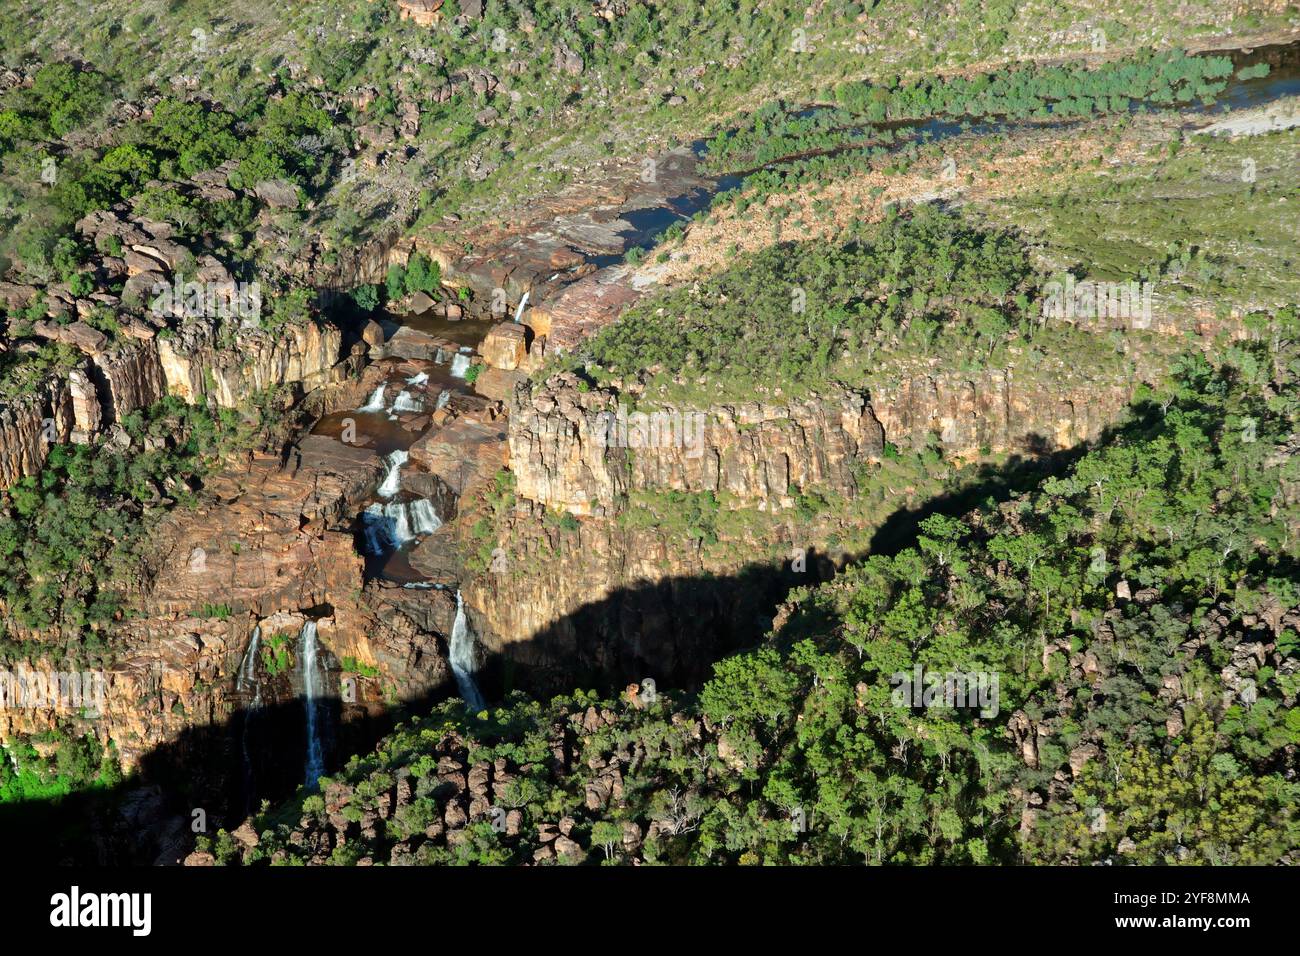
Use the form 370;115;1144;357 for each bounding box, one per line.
450;590;485;711
237;626;261;696
362;499;442;555
450;352;471;378
406;371;429;386
377;449;408;498
300;621;326;789
408;498;442;535
361;503;390;554
435;390;451;411
239;627;263;811
391;390;423;413
358;384;387;412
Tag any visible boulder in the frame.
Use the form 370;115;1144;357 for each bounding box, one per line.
361;319;385;349
479;322;529;371
253;179;300;209
554;835;582;858
32;320;108;355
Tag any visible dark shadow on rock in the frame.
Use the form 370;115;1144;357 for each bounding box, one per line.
0;684;453;865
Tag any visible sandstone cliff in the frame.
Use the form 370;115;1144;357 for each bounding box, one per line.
507;372;886;516
156;318;344;408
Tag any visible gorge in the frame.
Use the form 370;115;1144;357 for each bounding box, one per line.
1;5;1297;871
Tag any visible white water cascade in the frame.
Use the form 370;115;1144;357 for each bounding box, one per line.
377;449;408;498
358;384;387;412
237;626;262;698
300;621;326;789
362;499;442;555
450;590;485;711
450;351;471;378
406;371;429;387
435;390;451;411
408;498;442;535
391;390;424;413
239;626;263;808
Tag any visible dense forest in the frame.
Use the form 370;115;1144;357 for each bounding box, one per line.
566;205;1090;404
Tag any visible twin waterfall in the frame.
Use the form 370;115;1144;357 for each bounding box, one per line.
450;590;485;712
300;621;326;790
237;627;263;810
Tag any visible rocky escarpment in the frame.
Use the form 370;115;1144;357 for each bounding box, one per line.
457;362;1139;692
868;364;1135;461
507;372;886;516
155;318;345;408
505;361;1141;517
0;187;354;492
0;374;76;488
0;321;346;491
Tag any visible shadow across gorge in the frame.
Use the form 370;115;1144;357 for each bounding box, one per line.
2;419;1130;865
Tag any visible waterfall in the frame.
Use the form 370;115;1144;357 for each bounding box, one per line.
435;390;451;411
237;626;262;697
362;498;440;554
377;449;408;498
388;503;412;546
450;352;471;378
408;498;442;535
358;384;387;412
450;590;485;711
300;622;326;789
406;371;429;386
513;291;529;323
239;627;263;810
391;390;423;413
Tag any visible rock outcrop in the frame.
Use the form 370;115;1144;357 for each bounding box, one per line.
156;319;344;408
507;373;886;516
0;375;74;488
868;365;1135;461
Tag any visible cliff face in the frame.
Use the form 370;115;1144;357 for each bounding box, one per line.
0;375;74;488
868;366;1135;461
508;373;886;516
507;361;1140;517
0;319;345;491
155;319;344;408
466;499;810;693
462;363;1139;692
91;339;167;423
